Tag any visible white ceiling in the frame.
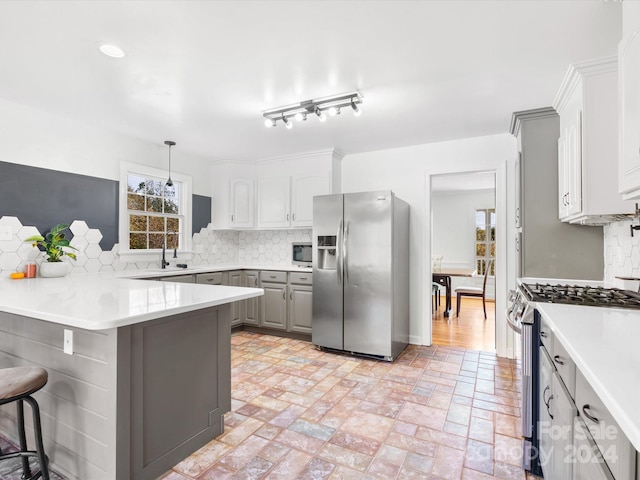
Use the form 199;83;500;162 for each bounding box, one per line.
0;1;621;163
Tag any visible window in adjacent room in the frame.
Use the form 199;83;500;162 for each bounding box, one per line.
475;208;495;275
119;162;192;260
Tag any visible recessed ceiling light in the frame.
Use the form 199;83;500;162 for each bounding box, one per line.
99;44;125;58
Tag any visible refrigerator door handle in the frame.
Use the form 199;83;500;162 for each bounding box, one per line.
344;221;350;284
337;220;343;285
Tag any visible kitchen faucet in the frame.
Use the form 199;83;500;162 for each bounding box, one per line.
161;231;178;269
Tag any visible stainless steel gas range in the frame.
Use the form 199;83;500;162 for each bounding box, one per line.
506;281;640;476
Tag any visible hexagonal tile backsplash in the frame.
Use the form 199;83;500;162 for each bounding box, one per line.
0;216;312;275
604;219;640;288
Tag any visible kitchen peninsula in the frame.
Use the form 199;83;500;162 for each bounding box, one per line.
0;273;263;480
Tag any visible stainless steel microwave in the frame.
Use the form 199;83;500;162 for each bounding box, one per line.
292;242;312;266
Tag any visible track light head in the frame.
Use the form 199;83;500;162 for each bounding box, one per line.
351;101;361;116
282;115;293;129
328;106;340;116
315;108;327;122
295;112;307;122
264;118;276;128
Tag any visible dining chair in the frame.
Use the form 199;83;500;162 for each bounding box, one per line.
455;259;493;319
432;282;440;311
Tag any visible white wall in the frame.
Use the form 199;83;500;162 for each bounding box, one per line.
0;97;214;196
341;133;516;347
432;188;496;299
432;188;495;269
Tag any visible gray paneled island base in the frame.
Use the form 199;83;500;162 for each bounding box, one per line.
0;275;263;480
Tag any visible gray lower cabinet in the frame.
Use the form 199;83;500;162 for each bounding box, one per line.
228;270;244;327
259;271;313;334
260;279;287;330
244;270;259;326
551;371;575;480
539;328;576;480
539;346;555;478
573;416;615;480
288;274;312;334
575;369;634;480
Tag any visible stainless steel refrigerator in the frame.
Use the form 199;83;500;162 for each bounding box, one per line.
312;191;410;361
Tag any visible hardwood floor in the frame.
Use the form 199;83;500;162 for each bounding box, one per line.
432;295;496;352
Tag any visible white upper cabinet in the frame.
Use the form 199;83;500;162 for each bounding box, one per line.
554;56;634;225
257;175;330;228
619;31;640;200
229;178;254;228
211;150;339;230
256;177;291;228
291;175;331;227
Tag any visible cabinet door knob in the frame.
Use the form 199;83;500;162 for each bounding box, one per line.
540;331;547;338
282;291;286;300
553;355;564;366
290;292;293;300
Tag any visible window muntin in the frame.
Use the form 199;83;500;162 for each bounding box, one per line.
475;208;495;275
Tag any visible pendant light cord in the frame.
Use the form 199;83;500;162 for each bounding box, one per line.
164;140;176;187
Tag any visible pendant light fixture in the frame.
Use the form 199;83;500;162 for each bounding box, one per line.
164;140;176;187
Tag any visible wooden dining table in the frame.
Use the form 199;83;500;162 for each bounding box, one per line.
433;267;476;317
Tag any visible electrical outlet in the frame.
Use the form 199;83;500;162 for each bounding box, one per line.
0;226;12;241
63;329;74;355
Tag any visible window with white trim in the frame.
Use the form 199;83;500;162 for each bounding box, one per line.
475;208;495;276
119;162;192;261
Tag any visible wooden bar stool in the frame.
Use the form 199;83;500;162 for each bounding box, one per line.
0;366;50;480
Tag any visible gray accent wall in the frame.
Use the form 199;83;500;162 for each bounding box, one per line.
0;161;211;249
0;161;118;249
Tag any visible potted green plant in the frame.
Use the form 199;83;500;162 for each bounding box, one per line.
25;223;78;277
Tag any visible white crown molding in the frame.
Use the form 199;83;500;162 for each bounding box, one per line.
209;148;344;166
509;107;558;136
553;56;617;112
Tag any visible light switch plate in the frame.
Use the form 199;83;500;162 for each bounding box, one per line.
0;226;12;241
63;329;73;355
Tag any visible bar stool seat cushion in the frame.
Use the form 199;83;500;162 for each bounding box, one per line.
0;367;48;400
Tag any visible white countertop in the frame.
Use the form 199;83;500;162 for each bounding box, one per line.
0;273;263;330
117;263;312;279
536;302;640;451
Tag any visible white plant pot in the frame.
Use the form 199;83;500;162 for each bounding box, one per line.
39;262;70;278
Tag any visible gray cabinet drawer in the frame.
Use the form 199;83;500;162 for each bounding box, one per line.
575;369;635;480
289;272;312;285
196;272;225;285
159;274;194;283
261;271;287;283
540;316;553;355
552;335;575;399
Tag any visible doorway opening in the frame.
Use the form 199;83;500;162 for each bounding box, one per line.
430;171;496;352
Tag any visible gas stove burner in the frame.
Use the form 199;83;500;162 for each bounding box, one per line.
520;283;640;309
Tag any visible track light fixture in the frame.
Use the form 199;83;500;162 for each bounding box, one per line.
262;91;362;129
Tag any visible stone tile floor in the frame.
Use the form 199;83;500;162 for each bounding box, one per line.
0;331;537;480
159;331;532;480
